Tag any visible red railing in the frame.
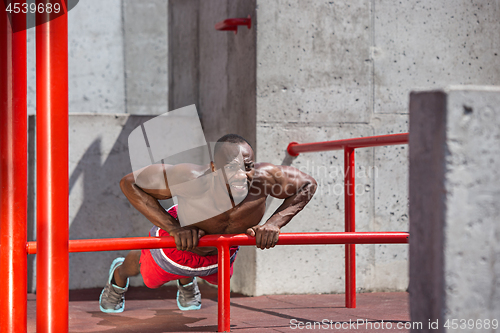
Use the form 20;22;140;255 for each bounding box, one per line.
1;7;28;333
287;132;409;309
36;6;70;333
25;232;409;332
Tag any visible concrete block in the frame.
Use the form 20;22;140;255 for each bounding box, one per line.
168;0;200;112
374;1;500;114
256;0;372;124
123;0;168;115
409;90;447;328
68;0;126;114
198;0;256;145
409;86;500;331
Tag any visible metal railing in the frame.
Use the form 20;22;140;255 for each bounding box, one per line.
287;132;409;309
26;231;409;332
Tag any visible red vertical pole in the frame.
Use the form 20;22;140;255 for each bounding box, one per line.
217;242;231;332
0;5;28;333
344;147;356;308
36;1;69;332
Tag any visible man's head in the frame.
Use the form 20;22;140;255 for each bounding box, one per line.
211;134;255;201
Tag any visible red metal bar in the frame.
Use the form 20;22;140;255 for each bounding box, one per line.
36;3;69;332
26;232;409;254
25;232;408;331
344;147;356;308
0;6;28;333
217;242;231;332
215;15;251;34
287;133;409;156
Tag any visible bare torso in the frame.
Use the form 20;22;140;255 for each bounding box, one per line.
176;165;270;256
128;142;316;254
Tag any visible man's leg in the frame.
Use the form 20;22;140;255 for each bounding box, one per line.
178;277;193;285
113;250;141;288
113;250;192;287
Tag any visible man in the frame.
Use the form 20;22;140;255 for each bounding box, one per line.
99;134;317;313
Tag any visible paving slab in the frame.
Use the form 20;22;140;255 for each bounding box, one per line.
27;286;410;332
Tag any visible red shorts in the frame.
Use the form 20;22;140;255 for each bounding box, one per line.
139;205;238;289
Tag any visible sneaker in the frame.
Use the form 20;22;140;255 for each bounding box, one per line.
99;257;129;313
176;278;201;311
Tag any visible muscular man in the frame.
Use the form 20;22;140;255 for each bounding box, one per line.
99;134;317;313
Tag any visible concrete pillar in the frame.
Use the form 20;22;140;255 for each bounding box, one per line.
168;0;256;145
123;0;168;115
409;86;500;332
168;0;200;112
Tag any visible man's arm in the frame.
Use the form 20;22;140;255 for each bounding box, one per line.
247;164;317;249
120;164;204;251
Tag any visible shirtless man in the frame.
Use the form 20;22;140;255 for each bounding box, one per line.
99;134;317;313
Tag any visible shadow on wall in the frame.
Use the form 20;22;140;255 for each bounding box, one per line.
68;115;167;289
28;115;174;290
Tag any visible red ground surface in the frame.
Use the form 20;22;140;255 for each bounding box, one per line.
27;284;410;332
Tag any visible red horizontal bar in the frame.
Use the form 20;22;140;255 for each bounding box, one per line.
26;232;409;254
215;16;251;34
287;133;409;156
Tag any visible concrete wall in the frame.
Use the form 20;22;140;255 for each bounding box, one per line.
27;0;168;116
409;86;500;332
168;0;256;145
68;0;126;114
240;0;500;296
67;115;154;289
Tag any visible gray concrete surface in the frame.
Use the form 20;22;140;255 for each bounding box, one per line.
123;0;168;115
374;1;500;114
409;86;500;332
168;0;256;145
28;0;168;116
256;1;373;124
68;0;126;114
168;0;200;113
67;115;155;289
408;90;447;330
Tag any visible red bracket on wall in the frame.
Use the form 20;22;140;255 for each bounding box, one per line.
215;15;251;34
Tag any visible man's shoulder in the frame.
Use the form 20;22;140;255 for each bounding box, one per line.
254;162;279;172
135;163;209;188
253;162;282;183
167;163;210;184
253;163;306;185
